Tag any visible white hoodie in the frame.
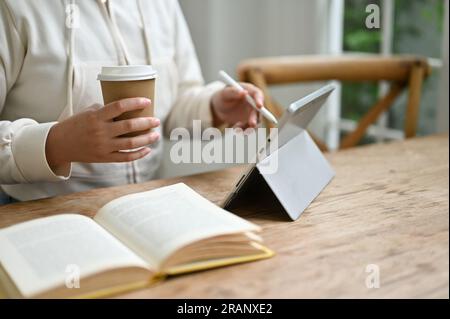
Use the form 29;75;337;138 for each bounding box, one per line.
0;0;224;201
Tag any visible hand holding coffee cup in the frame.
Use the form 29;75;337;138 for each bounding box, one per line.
45;98;161;174
45;65;160;172
97;65;158;137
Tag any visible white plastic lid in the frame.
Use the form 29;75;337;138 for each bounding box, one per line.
97;65;157;81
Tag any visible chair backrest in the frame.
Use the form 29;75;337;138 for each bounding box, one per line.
238;54;432;150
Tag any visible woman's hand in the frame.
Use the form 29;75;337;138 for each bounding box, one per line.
210;83;264;129
45;98;160;174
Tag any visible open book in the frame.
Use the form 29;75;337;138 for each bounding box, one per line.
0;183;273;298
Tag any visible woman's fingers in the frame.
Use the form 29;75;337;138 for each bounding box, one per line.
221;86;246;102
109;147;152;163
222;84;261;127
101;98;151;120
112;131;160;151
110;117;160;137
240;83;264;108
248;109;258;128
232;121;245;129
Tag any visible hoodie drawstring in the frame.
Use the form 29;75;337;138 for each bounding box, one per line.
64;0;153;118
97;0;130;65
137;0;153;65
65;0;76;117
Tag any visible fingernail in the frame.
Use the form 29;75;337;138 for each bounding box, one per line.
152;132;160;141
143;147;151;154
142;98;151;105
152;118;160;126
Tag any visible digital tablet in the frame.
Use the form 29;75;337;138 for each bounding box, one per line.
222;84;335;211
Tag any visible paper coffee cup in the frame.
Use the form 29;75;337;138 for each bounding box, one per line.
98;65;157;137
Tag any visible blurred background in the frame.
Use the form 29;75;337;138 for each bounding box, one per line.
159;0;449;178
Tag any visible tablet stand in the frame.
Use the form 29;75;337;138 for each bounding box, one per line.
225;131;334;220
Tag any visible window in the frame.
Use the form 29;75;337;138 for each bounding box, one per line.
340;0;446;145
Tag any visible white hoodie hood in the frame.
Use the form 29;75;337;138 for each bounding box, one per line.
0;0;224;201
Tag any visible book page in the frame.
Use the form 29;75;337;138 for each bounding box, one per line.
0;214;149;297
94;183;260;268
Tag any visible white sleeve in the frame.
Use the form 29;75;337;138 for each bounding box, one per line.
164;0;225;135
0;2;70;184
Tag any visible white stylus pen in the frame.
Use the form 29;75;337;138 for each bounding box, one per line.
219;70;278;125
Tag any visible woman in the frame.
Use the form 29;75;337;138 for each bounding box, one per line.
0;0;264;203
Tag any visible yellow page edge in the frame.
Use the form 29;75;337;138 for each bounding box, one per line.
161;243;275;276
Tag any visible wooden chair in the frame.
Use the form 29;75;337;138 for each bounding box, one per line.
237;54;432;151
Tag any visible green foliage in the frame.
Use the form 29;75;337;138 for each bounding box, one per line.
342;0;380;127
343;0;381;52
345;30;381;52
393;0;444;53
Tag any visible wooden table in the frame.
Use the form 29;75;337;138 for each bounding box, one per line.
0;135;448;298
